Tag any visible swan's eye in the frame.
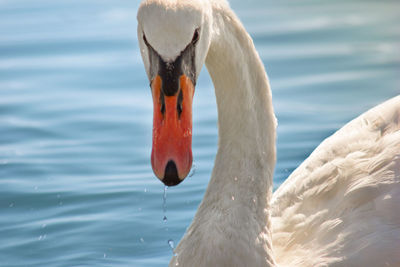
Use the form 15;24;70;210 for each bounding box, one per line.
191;29;200;45
143;33;149;46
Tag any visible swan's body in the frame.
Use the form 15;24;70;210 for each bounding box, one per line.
271;96;400;266
137;0;400;266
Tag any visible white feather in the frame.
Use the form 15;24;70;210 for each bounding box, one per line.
271;96;400;266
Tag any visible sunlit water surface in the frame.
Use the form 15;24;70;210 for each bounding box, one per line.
1;0;399;266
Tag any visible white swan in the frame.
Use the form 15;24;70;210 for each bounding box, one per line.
137;0;400;266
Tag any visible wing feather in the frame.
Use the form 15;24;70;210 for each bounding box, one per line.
272;96;400;266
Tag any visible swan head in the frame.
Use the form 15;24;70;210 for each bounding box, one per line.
137;0;212;186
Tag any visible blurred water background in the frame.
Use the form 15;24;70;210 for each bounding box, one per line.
0;0;399;266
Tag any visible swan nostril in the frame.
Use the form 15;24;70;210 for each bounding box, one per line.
163;161;182;186
160;91;166;115
177;90;183;117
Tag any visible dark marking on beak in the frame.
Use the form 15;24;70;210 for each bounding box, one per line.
160;90;166;115
163;160;182;186
143;29;199;96
177;89;183;117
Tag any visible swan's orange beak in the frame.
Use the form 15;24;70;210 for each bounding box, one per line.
151;74;194;186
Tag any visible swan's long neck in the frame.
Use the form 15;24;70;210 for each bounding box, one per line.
172;3;277;267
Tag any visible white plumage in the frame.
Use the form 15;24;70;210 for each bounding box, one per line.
271;96;400;266
137;0;400;266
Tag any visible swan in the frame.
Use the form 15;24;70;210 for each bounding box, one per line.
136;0;400;266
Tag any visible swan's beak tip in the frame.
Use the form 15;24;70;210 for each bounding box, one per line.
162;160;184;186
151;156;192;186
151;150;193;185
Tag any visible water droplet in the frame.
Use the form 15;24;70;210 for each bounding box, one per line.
189;162;197;177
103;253;107;258
162;186;168;221
9;202;14;208
144;188;147;193
163;187;176;255
168;239;178;256
140;238;144;243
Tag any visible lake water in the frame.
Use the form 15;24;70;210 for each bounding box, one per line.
1;0;399;266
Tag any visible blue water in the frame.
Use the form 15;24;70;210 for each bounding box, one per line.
1;0;399;266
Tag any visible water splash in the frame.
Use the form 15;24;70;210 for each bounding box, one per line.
168;239;178;256
188;162;197;177
163;186;168;222
168;239;174;250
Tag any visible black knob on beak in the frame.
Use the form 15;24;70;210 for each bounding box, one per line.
163;160;183;186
